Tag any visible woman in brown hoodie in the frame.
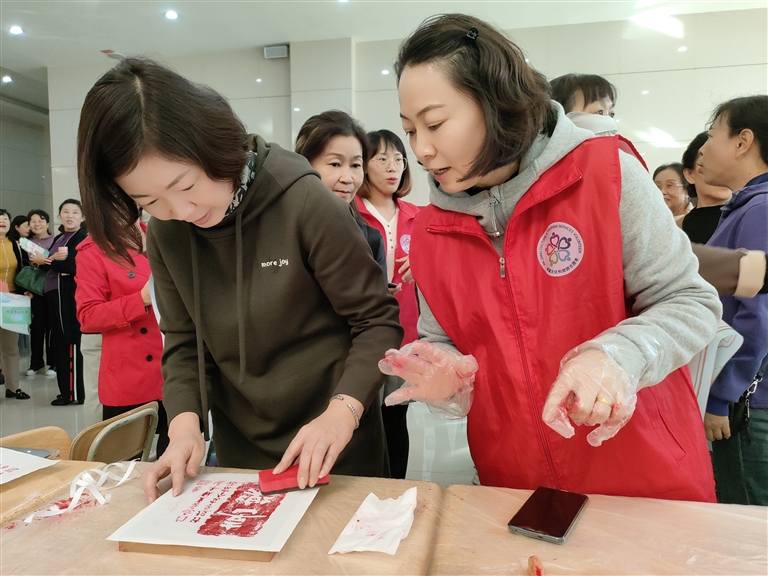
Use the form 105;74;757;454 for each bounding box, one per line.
76;59;403;501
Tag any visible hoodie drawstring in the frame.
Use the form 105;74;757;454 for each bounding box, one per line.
236;213;245;388
189;228;210;440
490;197;502;238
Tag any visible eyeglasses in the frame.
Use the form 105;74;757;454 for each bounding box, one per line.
372;155;407;169
655;182;684;192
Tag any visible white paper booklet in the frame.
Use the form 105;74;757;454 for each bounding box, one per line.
20;238;49;258
0;446;58;485
107;473;319;552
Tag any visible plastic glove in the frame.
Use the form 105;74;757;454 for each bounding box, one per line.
378;341;477;419
541;348;638;447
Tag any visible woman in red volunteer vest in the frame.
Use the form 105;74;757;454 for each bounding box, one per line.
379;14;723;501
356;130;421;479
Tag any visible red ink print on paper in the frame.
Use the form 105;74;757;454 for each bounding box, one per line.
0;464;20;475
3;522;18;531
197;482;285;537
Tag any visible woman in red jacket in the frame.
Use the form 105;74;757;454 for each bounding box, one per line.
379;14;722;501
75;224;168;456
356;130;420;479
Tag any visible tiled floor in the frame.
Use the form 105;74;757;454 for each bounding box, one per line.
1;351;476;486
0;362;87;442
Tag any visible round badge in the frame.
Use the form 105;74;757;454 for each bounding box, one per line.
400;234;411;254
537;222;584;277
127;271;135;278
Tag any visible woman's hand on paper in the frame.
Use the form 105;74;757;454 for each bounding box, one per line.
273;395;360;489
141;412;206;503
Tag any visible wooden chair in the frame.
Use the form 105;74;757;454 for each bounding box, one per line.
0;426;72;460
70;401;159;462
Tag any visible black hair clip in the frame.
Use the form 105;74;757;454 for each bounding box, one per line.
466;27;479;41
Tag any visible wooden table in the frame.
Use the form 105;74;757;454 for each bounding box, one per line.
1;464;444;575
0;460;101;526
429;484;768;575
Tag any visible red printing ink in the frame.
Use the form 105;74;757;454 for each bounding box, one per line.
197;482;285;537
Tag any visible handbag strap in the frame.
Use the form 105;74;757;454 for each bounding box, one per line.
744;358;768;400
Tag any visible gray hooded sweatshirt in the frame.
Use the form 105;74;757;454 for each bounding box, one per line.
417;103;722;387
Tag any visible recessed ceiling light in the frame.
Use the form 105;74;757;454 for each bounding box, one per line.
293;107;301;112
381;70;390;75
2;76;12;83
165;10;178;20
641;90;649;95
678;46;688;52
256;78;262;83
9;25;23;35
525;58;530;63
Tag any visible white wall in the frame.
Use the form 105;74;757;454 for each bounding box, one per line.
0;115;52;219
47;48;291;219
353;7;768;205
47;8;767;212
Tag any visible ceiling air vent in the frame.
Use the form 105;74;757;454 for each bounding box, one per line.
264;45;289;59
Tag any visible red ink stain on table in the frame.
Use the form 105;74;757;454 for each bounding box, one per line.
52;497;74;509
197;482;285;538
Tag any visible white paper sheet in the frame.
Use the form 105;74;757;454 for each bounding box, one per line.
0;446;58;485
107;473;319;552
329;487;418;555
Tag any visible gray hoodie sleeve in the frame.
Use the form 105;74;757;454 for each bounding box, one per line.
417;289;458;350
416;151;722;387
581;151;722;386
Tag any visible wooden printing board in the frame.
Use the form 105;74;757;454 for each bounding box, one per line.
118;541;274;562
1;464;445;575
109;472;322;562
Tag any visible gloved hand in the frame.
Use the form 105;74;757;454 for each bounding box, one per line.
378;341;478;419
541;348;638;447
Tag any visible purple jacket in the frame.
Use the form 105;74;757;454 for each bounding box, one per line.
706;172;768;416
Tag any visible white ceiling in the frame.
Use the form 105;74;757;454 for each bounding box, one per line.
0;0;764;111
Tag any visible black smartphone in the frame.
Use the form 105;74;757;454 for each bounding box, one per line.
387;282;398;289
507;486;588;544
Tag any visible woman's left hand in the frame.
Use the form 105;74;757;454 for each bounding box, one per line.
396;255;413;283
30;252;46;266
704;412;731;441
542;349;638;447
273;395;361;489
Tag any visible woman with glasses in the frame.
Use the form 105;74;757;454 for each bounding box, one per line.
356;130;420;479
653;162;693;226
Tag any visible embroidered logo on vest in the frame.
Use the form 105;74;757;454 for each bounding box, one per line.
537;222;584;277
400;234;411;254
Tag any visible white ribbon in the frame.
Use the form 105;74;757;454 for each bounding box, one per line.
23;461;137;523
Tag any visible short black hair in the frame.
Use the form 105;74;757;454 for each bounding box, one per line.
653;162;686;184
711;95;768;165
395;13;556;182
550;74;617;114
681;132;708;197
8;214;28;242
78;58;248;264
28;209;50;223
295;110;370;165
359;130;412;199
